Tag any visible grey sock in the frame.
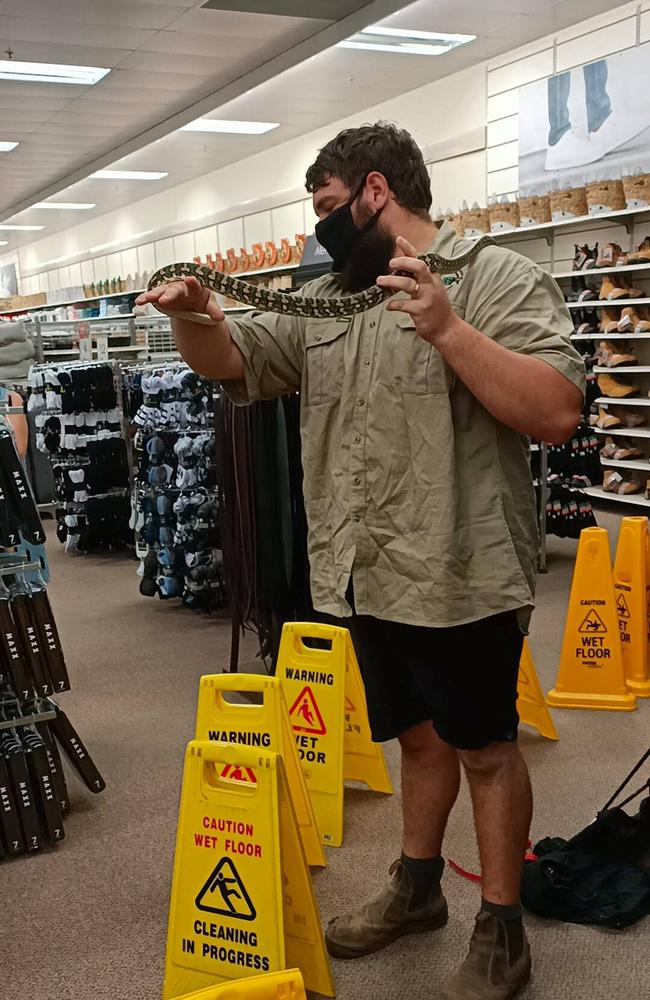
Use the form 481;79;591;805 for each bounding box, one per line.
481;898;524;963
401;853;444;909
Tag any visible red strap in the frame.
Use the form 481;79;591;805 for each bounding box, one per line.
448;841;537;883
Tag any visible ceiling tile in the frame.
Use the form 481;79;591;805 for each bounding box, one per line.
114;50;240;76
169;7;328;40
0;15;155;50
0;1;189;30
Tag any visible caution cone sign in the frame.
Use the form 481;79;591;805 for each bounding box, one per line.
277;622;393;848
548;527;637;711
517;640;558;740
613;517;650;698
176;968;306;999
163;742;334;1000
195;675;325;868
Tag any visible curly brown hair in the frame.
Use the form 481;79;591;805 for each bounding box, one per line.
305;121;432;220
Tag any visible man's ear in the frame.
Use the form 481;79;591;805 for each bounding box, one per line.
364;171;391;208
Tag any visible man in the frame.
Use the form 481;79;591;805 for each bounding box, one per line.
137;123;584;999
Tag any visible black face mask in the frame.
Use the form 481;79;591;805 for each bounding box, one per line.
315;177;383;272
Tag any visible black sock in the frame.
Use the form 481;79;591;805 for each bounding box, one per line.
481;898;524;963
401;853;444;908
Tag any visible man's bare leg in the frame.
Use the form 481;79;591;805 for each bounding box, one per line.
400;721;461;858
459;740;532;904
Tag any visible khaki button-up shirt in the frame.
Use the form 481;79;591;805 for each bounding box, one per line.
223;222;585;627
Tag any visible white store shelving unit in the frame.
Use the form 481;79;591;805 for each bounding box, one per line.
497;204;650;509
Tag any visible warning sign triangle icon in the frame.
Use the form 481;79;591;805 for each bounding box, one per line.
345;696;356;712
289;685;327;735
578;608;607;634
196;857;256;921
616;593;630;619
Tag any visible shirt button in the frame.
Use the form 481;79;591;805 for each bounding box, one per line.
357;398;365;407
354;514;361;522
314;334;322;342
354;435;361;444
353;476;360;485
363;359;370;367
370;321;376;329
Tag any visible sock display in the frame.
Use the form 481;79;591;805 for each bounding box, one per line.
125;363;226;614
28;363;131;553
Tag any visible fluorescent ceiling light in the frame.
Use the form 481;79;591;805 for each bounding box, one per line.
0;141;19;152
34;201;96;210
91;169;168;180
0;224;45;231
0;241;8;246
337;25;475;56
0;60;110;85
181;118;279;135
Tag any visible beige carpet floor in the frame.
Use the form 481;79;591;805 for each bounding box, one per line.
1;512;648;1000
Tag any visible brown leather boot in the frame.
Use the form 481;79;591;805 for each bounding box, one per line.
441;911;531;1000
325;859;448;958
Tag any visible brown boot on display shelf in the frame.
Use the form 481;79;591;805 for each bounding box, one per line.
611;406;646;428
597;373;639;398
627;236;650;264
441;912;531;1000
595;341;637;367
595;406;623;429
600;436;617;458
634;306;650;332
618;308;642;333
600;275;629;300
325;859;448;959
600;307;621;333
597;242;626;268
604;469;642;494
612;438;643;460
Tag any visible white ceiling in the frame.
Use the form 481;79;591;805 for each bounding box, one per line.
0;0;634;254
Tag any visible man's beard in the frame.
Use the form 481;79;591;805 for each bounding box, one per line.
336;218;395;293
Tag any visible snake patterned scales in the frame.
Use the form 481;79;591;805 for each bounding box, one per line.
146;234;496;320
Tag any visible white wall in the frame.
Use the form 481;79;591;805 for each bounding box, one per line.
8;0;650;297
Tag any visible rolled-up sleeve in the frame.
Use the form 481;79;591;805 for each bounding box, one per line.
221;310;305;405
465;249;586;396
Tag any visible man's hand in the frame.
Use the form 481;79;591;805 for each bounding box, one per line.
377;236;456;344
135;276;225;323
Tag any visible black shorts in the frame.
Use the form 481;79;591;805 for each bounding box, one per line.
347;610;525;751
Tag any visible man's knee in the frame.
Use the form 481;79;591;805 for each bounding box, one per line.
398;721;450;758
458;739;520;777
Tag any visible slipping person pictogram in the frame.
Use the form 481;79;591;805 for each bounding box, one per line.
196;857;256;921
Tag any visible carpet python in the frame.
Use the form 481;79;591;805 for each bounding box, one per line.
146;234;495;320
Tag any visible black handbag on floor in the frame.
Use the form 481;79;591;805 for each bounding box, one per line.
522;748;650;929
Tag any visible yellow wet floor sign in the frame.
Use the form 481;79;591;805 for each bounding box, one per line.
613;517;650;697
277;622;393;848
176;969;306;999
548;527;637;711
163;742;334;1000
194;674;326;867
517;640;558;740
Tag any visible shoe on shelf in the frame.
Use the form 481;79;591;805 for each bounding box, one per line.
627;237;650;265
619;478;642;494
595;406;624;429
567;275;596;302
595;340;638;367
602;469;641;494
573;243;598;270
618;308;643;333
440;912;531;1000
600;275;628;300
597;373;638;398
612;438;643;460
576;308;599;334
634;306;650;332
599;306;621;334
597;243;626;268
600;436;618;458
325;859;448;959
611;406;647;428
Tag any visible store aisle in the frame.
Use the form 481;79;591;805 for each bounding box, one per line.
2;514;647;1000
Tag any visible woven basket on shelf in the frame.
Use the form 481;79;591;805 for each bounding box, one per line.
517;195;551;227
585;179;626;215
489;202;520;232
461;207;490;237
549;186;588;221
623;173;650;208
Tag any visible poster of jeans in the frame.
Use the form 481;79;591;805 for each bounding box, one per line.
519;47;650;194
0;262;17;298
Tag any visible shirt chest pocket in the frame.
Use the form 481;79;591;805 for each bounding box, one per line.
305;319;350;406
392;311;453;395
